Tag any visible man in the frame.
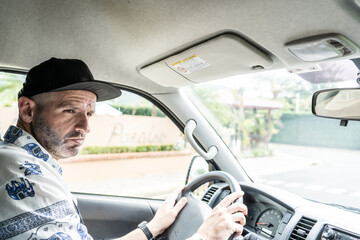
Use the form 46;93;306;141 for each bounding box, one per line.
0;58;247;240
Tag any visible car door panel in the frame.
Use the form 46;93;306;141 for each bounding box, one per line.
75;193;162;239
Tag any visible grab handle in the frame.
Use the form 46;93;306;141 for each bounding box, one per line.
184;119;218;160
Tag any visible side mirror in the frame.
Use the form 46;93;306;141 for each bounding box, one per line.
312;88;360;121
185;156;209;185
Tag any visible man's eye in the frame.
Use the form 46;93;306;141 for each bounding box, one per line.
64;109;75;113
87;112;93;117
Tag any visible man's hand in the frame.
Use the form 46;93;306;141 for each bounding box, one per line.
194;191;247;240
118;188;245;240
147;187;187;237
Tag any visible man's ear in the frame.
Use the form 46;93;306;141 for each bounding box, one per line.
18;97;36;123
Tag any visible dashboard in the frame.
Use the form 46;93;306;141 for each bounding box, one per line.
201;181;360;240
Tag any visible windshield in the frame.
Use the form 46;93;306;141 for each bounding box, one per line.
183;59;360;210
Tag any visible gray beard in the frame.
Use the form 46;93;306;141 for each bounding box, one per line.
31;115;81;159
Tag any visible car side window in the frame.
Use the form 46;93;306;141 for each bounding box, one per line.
61;90;193;199
0;72;25;139
0;72;194;199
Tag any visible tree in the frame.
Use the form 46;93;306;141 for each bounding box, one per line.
0;73;24;107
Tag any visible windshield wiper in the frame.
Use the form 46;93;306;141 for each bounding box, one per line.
308;199;360;214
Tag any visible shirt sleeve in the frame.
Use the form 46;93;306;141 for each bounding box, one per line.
0;144;93;240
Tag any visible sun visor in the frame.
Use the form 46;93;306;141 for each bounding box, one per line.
140;34;273;87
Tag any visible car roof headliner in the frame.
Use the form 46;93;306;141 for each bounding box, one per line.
1;0;360;94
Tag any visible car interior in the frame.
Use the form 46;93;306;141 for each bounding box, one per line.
1;1;360;240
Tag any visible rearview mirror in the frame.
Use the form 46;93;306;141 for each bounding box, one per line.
312;88;360;120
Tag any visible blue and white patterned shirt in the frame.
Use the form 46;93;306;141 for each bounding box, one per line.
0;125;92;240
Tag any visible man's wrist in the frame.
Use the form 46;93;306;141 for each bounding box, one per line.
146;220;162;237
138;221;154;240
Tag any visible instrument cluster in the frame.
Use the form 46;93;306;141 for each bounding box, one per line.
203;183;293;239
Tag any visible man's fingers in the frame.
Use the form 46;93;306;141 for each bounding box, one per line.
232;212;246;226
164;186;185;207
168;186;185;200
218;191;244;208
227;202;248;215
172;197;187;214
232;222;244;236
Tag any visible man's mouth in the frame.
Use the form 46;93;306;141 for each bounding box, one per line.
67;138;85;146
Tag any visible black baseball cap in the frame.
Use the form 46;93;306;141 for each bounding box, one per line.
18;57;121;101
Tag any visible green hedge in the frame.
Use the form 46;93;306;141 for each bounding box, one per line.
81;144;175;155
112;105;166;117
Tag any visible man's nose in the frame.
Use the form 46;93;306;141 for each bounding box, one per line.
75;113;91;134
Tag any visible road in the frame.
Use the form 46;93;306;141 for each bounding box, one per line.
61;144;360;210
241;144;360;209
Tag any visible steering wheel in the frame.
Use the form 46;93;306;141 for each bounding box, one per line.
166;171;242;240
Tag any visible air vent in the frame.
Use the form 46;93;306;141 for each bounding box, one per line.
289;217;317;240
202;185;219;203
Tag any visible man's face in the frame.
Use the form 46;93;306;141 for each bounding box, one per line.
31;90;96;159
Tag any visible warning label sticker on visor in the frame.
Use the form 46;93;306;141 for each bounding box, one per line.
171;54;211;74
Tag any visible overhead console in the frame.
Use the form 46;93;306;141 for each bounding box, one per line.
140;33;274;87
285;34;359;62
